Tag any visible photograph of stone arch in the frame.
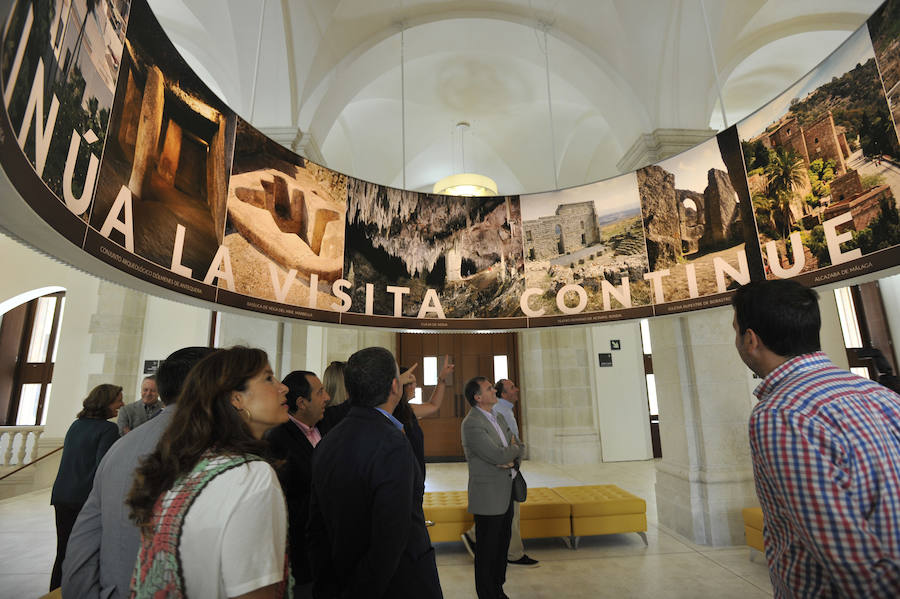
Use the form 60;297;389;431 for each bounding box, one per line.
342;180;524;319
87;0;235;279
637;127;760;303
1;0;130;213
520;173;651;315
739;25;900;278
223;119;347;307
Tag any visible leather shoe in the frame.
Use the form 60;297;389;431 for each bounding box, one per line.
507;554;539;567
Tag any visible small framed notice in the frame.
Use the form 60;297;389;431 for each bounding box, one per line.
598;353;613;367
610;339;621;350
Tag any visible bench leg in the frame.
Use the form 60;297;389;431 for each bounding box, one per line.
562;536;573;550
573;535;581;550
637;532;648;546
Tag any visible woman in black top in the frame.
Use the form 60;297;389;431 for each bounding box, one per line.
395;357;454;477
49;384;123;590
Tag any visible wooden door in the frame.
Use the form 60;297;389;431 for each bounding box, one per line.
397;332;519;460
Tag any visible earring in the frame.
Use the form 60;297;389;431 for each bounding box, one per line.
240;407;252;422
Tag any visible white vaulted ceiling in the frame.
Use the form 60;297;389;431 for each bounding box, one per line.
148;0;882;195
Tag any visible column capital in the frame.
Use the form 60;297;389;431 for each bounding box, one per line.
617;128;717;173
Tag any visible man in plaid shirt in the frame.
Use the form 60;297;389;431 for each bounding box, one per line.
732;279;900;597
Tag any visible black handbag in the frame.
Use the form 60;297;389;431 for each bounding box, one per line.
512;470;527;502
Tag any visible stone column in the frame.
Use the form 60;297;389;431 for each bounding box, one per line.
650;306;758;546
519;327;602;464
128;66;164;198
87;281;148;398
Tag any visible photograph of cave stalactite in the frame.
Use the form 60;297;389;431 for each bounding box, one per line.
520;173;651;315
637;128;761;303
87;0;235;278
343;179;525;319
224;119;347;307
739;25;900;278
1;0;130;214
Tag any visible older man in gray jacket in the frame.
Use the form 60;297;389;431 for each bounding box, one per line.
461;376;524;599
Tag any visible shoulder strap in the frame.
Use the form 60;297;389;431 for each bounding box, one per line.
129;452;263;599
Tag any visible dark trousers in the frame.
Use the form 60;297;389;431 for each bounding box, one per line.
50;503;81;590
473;491;514;599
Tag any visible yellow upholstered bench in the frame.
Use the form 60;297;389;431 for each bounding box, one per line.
423;491;473;543
519;487;571;540
552;484;647;548
742;507;764;557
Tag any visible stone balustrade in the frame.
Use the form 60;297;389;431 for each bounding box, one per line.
0;426;44;466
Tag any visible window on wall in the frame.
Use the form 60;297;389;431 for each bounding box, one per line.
0;291;66;425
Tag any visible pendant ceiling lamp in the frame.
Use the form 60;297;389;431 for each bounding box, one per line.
433;122;498;196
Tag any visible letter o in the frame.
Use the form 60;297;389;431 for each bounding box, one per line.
556;284;587;315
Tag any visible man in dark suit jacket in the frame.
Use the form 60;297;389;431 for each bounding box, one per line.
308;346;443;599
266;370;330;598
461;376;524;599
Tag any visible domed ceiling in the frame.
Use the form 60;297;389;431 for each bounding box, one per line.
131;1;882;195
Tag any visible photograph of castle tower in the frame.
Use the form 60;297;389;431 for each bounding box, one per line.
636;128;759;304
1;0;130;213
88;0;235;280
223;119;347;308
520;173;650;316
739;25;900;277
342;180;525;319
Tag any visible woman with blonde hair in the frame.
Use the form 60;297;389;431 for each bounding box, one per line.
127;346;291;598
50;384;124;590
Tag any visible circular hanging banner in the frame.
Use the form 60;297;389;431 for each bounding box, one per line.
1;0;899;330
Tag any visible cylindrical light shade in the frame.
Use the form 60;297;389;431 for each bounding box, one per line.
432;173;498;196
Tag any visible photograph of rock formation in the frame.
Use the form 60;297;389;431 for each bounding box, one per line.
638;129;759;303
88;0;235;279
343;179;524;319
1;0;130;215
739;26;900;277
870;0;900;139
520;173;650;315
224;119;347;307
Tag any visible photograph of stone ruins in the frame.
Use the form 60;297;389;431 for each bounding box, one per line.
89;0;231;276
740;26;900;276
638;133;753;302
343;180;524;319
520;174;650;315
224;120;347;306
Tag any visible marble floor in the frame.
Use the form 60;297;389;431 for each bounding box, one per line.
0;459;773;598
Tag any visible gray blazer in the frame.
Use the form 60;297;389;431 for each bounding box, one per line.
461;406;523;516
116;400;161;435
62;406;175;599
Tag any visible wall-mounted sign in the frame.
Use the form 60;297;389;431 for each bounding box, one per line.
598;353;613;367
610;339;621;350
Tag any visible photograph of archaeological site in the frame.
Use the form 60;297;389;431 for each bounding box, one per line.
870;0;900;141
1;0;130;215
87;0;235;279
637;128;759;304
739;25;900;278
342;179;524;319
223;119;347;308
520;173;651;316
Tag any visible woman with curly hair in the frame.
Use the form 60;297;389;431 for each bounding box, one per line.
127;346;291;598
50;383;124;590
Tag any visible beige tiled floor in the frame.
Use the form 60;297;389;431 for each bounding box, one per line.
0;459;772;598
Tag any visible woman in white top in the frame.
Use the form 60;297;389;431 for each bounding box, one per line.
127;346;291;599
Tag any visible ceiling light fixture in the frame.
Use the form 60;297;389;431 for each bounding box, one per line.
433;121;498;196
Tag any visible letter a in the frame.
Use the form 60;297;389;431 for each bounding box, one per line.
99;186;135;252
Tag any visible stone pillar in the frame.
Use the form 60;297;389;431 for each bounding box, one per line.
128;66;165;198
87;281;147;398
616;128;716;173
207;114;228;245
519;328;602;464
650;306;759;546
156;120;182;186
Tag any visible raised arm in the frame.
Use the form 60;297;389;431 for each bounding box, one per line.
411;357;454;418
